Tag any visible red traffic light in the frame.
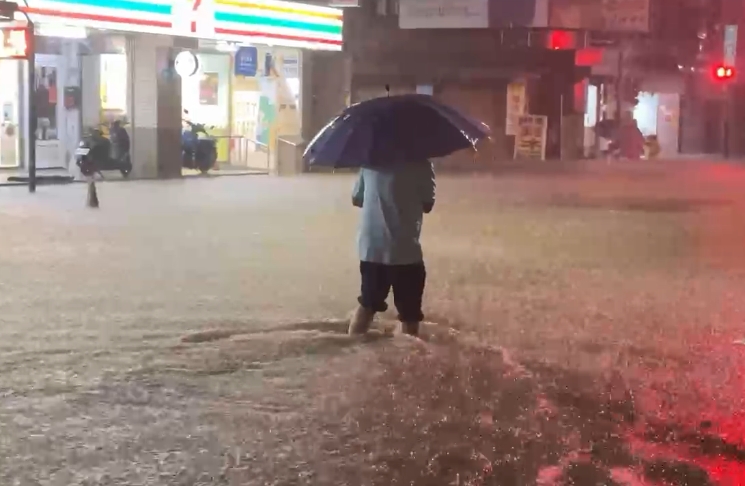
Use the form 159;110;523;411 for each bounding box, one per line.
714;65;735;80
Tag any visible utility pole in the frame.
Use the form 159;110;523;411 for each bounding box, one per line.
27;24;36;192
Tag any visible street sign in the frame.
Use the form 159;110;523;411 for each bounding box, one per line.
0;27;28;59
514;114;547;160
724;25;738;67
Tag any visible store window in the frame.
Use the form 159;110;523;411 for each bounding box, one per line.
230;46;301;170
181;53;231;163
0;60;21;168
32;35;85;170
100;53;128;121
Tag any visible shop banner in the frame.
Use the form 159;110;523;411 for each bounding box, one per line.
235;46;258;77
505;82;526;136
514;114;547;161
399;0;488;29
549;0;649;32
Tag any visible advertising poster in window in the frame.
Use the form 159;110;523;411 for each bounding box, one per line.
257;78;277;146
200;72;219;106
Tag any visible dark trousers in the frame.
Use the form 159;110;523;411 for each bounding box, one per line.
358;261;426;323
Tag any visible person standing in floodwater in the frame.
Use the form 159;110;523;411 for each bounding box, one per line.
347;159;436;337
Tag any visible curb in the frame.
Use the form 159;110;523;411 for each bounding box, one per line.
1;170;269;188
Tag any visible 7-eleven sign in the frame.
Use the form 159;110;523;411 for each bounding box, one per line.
172;0;215;37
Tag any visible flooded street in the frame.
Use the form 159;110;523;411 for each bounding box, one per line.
1;161;744;485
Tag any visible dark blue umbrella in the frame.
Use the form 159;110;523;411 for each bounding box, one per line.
303;94;490;168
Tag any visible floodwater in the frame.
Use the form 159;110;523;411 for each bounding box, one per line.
0;161;744;485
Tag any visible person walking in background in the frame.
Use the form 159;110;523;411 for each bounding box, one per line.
348;159;436;337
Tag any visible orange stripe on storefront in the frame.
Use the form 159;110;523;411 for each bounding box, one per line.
215;26;341;45
216;0;342;21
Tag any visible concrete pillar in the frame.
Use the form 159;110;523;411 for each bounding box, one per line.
300;50;349;142
127;34;193;179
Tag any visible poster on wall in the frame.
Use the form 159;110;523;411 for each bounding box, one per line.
200;73;219;105
399;0;488;29
514;114;547;160
505;82;526;136
35;66;58;142
257;78;277;146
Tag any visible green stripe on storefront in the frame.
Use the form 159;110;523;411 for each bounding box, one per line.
47;0;171;15
215;11;341;35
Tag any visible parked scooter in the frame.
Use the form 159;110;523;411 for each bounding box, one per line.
75;120;132;177
181;110;217;173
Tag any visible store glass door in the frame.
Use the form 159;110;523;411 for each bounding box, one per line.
34;54;67;169
0;59;21;168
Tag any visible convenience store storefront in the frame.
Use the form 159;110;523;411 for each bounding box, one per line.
0;0;342;176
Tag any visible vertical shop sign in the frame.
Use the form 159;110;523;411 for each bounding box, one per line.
514;114;547;160
724;25;738;67
505;81;526;136
234;46;258;77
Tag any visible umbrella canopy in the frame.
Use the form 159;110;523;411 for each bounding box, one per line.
303;94;490;168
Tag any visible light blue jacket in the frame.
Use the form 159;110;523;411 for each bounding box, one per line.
352;161;436;265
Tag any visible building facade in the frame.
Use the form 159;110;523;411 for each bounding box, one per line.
342;0;716;163
344;0;580;167
0;0;343;177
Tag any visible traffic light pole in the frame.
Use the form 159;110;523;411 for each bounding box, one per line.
722;83;732;159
